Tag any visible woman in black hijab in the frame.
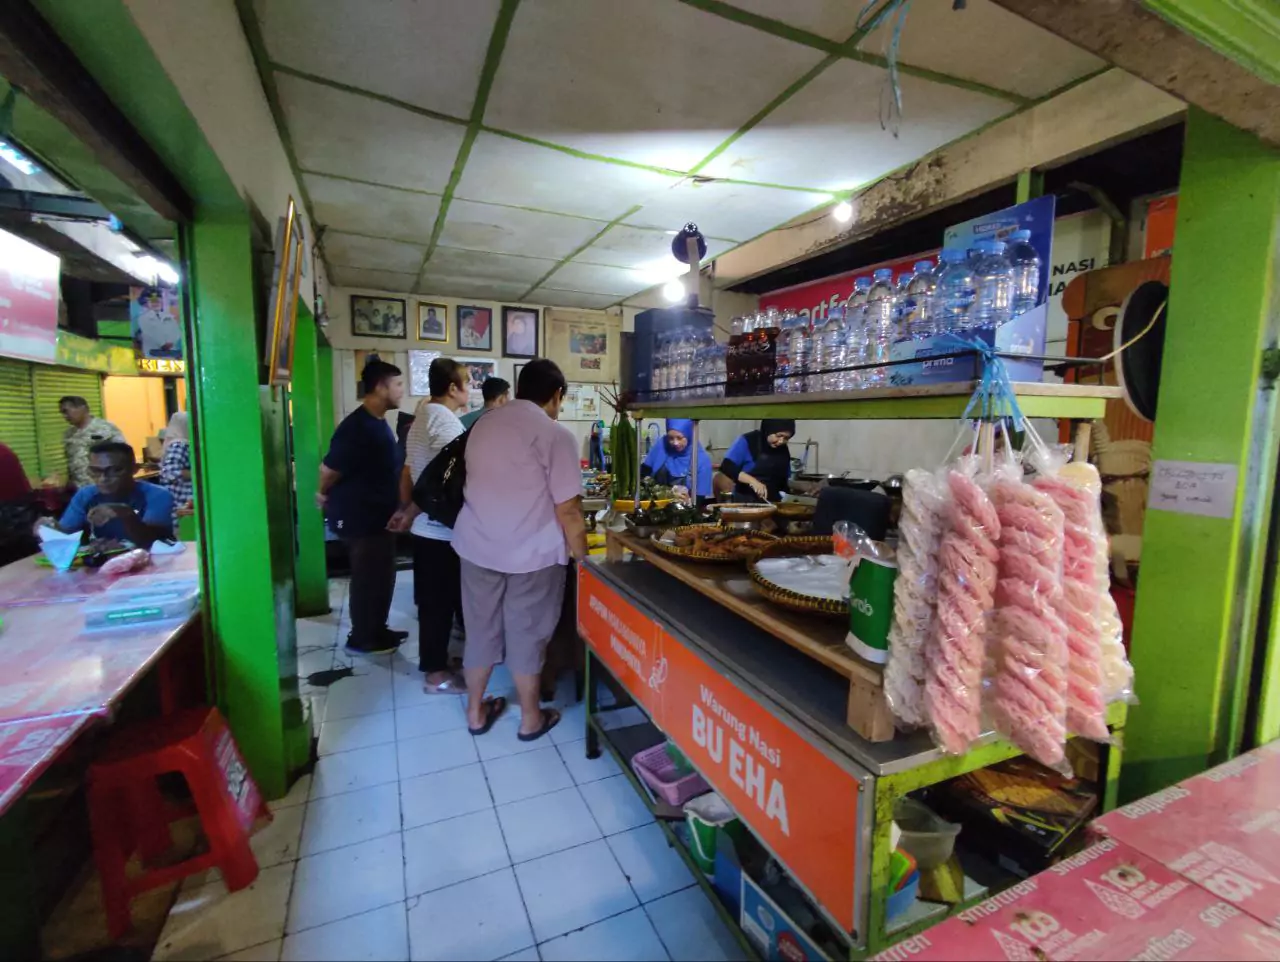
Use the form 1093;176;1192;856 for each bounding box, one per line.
718;419;795;502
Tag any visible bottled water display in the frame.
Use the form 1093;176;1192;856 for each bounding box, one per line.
1006;228;1042;317
864;268;897;387
776;309;805;393
808;312;828;393
823;303;849;391
900;259;937;339
935;248;976;333
971;239;1012;329
845;276;871;389
788;310;811;394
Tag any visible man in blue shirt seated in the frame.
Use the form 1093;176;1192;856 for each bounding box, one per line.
57;441;174;547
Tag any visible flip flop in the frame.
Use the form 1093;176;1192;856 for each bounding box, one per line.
467;697;507;736
517;708;561;742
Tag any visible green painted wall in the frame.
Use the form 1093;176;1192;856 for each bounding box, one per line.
317;339;336;447
292;303;330;616
1123;108;1280;799
1141;0;1280;86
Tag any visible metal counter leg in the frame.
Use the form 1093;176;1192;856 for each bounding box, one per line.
585;650;601;760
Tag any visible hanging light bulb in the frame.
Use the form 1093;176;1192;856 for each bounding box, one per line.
833;201;853;223
662;279;685;303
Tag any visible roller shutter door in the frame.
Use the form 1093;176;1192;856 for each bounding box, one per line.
0;358;38;481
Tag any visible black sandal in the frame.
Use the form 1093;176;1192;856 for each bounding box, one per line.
517;708;561;742
468;697;507;736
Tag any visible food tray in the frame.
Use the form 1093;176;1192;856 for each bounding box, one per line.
631;743;710;807
648;524;778;564
748;536;849;619
714;503;777;523
612;498;674;512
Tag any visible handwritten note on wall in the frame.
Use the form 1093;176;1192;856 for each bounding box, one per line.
1149;460;1238;519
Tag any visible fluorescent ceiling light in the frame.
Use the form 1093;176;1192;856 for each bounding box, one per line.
134;254;180;285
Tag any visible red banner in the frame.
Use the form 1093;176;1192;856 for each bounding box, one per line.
758;251;935;323
0;227;60;364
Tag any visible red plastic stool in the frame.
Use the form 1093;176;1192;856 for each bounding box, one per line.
88;706;268;939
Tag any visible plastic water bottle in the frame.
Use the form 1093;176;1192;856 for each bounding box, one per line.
788;311;811;394
971;240;1012;329
823;304;849;391
864;268;897;387
1006;229;1041;317
809;313;828;392
845;277;870;389
935;248;976;333
901;259;938;339
774;312;794;393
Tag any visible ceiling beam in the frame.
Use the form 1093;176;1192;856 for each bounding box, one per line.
987;0;1280;148
713;69;1185;290
413;0;521;289
0;0;191;224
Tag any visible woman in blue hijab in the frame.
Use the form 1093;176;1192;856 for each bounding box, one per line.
641;419;713;502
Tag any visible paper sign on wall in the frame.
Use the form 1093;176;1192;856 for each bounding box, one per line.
1149;460;1238;519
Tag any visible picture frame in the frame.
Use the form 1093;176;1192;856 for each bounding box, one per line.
408;349;441;397
266;197;303;385
455;358;496;413
351;295;407;339
456;305;492;352
417;302;447;342
501;306;539;359
513;363;526;391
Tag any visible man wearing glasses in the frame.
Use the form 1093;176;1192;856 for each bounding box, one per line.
54;442;174;547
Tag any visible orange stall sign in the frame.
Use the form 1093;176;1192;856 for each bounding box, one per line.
662;632;862;933
577;566;667;724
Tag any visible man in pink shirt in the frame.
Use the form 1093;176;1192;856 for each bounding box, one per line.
453;359;588;740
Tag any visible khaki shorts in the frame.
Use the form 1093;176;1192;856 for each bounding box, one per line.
459;559;567;676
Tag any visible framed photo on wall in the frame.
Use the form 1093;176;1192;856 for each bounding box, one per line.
501;306;539;358
351;295;406;339
455;358;496;413
513;362;525;392
408;349;441;397
418;302;447;342
456;305;492;351
265;196;303;385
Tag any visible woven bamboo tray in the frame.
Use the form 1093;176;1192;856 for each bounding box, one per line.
648;524;779;564
748;536;849;619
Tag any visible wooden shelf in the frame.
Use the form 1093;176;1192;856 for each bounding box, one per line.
631;380;1122;421
611;530;897;741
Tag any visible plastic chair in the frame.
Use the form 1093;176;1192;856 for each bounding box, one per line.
87;706;267;939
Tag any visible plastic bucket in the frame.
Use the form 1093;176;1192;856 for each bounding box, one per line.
684;792;736;874
886;870;920;920
894;797;961;870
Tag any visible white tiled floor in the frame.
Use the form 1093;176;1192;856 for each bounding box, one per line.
152;575;745;962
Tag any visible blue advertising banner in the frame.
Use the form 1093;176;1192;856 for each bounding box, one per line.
943;194;1056;311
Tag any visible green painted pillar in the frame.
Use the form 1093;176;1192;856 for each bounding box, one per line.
292;303;329;616
182;211;304;799
1122;108;1280;800
317;336;336;455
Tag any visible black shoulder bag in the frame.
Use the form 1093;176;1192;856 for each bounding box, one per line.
411;430;469;528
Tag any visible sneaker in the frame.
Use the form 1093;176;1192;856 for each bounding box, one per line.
346;633;398;655
383;627;410;642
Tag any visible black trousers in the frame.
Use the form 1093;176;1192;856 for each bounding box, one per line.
343;531;396;645
413;536;462;674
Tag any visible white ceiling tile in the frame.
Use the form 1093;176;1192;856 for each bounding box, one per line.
422;247;556;286
437;199;607;261
305;174;441;243
627;180;830;243
486;0;827;171
325;233;426;274
255;0;499;119
530;289;620;310
543;262;649;297
580;225;732;270
728;0;870;42
416;276;531;302
858;0;1106;100
697;59;1012;194
457;132;675;221
277;73;466;193
329;266;418;292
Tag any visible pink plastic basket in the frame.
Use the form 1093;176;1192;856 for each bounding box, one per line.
631;743;710;807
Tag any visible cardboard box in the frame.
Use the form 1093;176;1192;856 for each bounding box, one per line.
871;837;1280;961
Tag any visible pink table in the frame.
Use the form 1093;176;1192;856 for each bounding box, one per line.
0;552;201;814
0;713;96;814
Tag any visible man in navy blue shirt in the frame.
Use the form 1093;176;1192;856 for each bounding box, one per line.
318;359;407;654
57;441;174;547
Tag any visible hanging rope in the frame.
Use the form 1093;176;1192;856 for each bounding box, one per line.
856;0;911;138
